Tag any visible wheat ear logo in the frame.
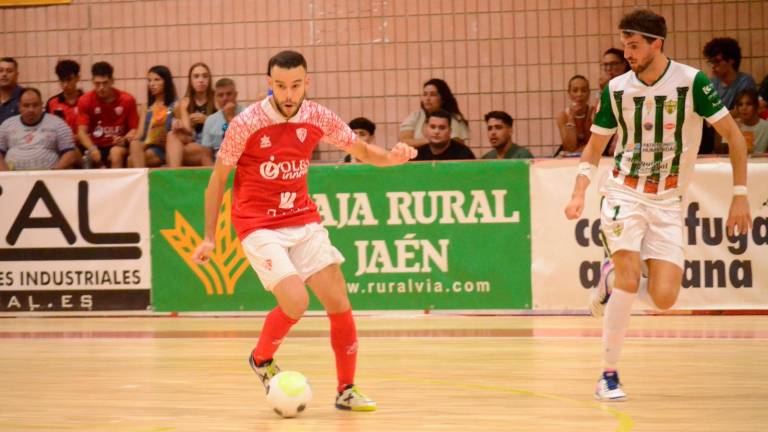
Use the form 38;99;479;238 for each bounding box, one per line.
161;189;249;295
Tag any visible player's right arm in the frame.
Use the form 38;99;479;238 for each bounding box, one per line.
192;159;234;264
564;133;612;219
565;85;616;220
192;106;251;264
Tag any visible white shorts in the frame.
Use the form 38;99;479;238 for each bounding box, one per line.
600;195;684;269
240;223;345;291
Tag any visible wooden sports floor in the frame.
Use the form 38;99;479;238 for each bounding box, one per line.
1;314;766;432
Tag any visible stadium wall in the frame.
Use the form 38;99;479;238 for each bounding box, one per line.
2;0;767;159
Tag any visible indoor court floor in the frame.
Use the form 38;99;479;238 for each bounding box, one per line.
1;314;766;431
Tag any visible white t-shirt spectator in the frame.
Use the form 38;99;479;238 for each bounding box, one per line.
0;113;75;170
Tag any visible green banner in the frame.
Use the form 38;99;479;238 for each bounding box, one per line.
150;161;531;312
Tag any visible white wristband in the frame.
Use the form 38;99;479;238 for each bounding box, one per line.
577;162;597;182
733;185;748;196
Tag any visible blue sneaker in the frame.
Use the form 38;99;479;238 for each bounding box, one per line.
595;370;627;401
590;258;614;317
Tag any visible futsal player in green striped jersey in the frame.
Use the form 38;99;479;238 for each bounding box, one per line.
564;9;752;401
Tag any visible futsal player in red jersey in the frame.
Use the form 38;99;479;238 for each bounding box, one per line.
192;50;416;411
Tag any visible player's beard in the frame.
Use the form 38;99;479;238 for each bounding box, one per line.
274;95;305;119
630;53;654;75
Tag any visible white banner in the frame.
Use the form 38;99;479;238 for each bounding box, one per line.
531;158;768;311
0;169;151;312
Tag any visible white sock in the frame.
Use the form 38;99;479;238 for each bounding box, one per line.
634;276;661;310
602;288;636;370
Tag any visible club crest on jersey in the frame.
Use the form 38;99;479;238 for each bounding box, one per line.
664;100;677;114
296;127;307;143
260;135;272;148
114;106;124;115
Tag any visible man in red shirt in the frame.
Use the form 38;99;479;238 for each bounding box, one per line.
46;60;83;140
77;62;138;168
192;50;416;412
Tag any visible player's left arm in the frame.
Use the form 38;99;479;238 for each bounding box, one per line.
346;139;417;167
693;70;752;236
318;104;417;166
711;114;751;236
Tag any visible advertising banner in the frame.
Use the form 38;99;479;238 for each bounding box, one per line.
150;161;532;312
530;158;768;311
0;169;151;313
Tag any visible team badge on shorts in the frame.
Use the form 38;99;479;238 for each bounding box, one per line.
296;127;307;143
264;258;273;271
611;222;624;237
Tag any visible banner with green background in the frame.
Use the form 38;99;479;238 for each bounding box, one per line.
150;161;531;312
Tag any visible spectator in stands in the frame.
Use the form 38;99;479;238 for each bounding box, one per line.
412;110;475;161
0;57;23;126
723;88;768;155
597;49;630;156
0;88;76;170
703;37;757;110
342;117;376;163
77;61;138;168
201;77;243;161
46;59;83;140
129;65;177;168
701;38;757;154
482;111;532;159
167;62;214;166
400;78;469;146
598;47;630;90
758;74;768;120
555;75;595;157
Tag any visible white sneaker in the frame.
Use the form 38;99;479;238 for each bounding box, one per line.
248;352;281;392
590;258;614;317
595;370;627;401
335;385;377;411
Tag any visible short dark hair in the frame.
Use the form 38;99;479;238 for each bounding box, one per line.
267;50;307;76
603;48;630;70
20;87;42;101
0;57;18;69
215;78;236;89
619;9;667;45
348;117;376;135
55;59;80;81
703;37;743;71
91;61;114;79
484;111;513;127
426;109;452;125
735;88;759;110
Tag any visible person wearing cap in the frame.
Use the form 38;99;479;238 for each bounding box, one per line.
564;8;751;402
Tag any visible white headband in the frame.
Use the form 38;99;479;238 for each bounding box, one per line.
621;29;665;40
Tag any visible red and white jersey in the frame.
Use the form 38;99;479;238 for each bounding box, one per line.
218;97;357;239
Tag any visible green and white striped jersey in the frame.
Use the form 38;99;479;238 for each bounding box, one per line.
592;60;728;206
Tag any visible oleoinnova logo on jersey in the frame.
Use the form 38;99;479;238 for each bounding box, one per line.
260;156;310;180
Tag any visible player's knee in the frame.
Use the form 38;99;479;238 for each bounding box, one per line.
651;289;678;311
324;295;351;314
283;292;309;319
613;270;641;292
